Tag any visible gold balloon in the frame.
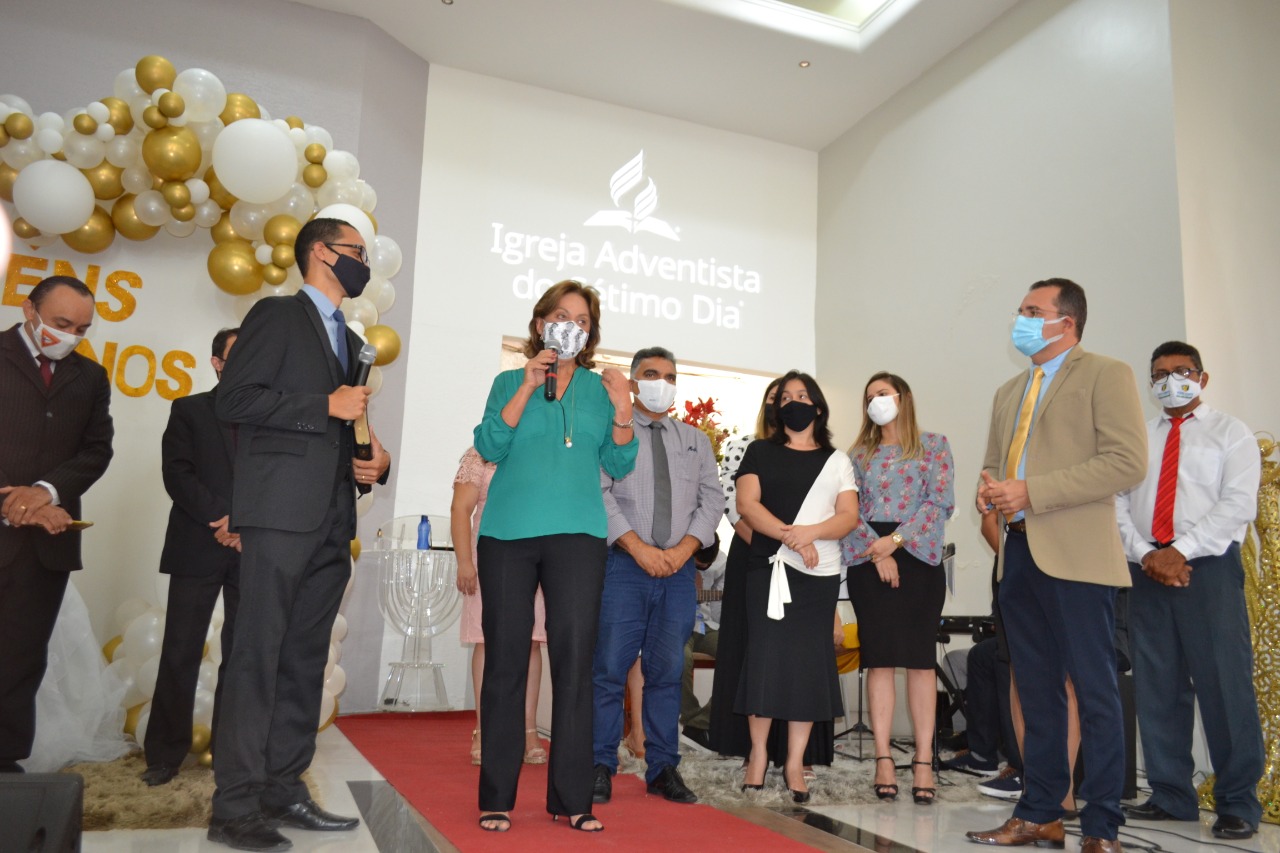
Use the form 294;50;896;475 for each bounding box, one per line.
4;112;34;140
162;180;191;208
172;203;196;222
350;538;361;561
101;96;134;135
197;750;213;768
302;164;327;188
203;641;209;659
111;194;162;240
210;211;238;244
304;143;326;165
262;263;287;286
73;113;98;135
263;214;301;247
364;325;401;366
0;162;18;202
190;724;212;755
143;105;168;130
84;162;125;200
319;699;339;732
12;218;40;240
205;167;238;210
285;115;305;130
102;635;124;662
208;240;264;295
158;91;185;119
51;151;67;162
0;125;9;147
143;126;201;181
219;92;261;126
271;244;295;269
62;208;116;254
136;55;177;94
123;702;146;737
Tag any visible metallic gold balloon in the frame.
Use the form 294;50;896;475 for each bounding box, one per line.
0;125;9;147
285;115;304;130
12;218;41;240
302;164;327;188
197;750;213;768
319;699;339;732
205;167;238;210
0;162;17;202
304;143;326;165
52;151;67;162
263;214;301;247
123;703;146;737
271;244;295;269
136;55;177;94
207;239;264;295
101;96;134;135
143;105;168;130
210;211;238;244
190;724;212;755
364;325;401;366
172;203;196;222
263;263;287;286
162;180;191;208
62;208;116;254
219;92;261;126
73;113;98;135
111;194;161;240
102;635;124;662
350;538;361;561
84;162;125;200
158;91;185;119
143;126;201;181
4;112;34;140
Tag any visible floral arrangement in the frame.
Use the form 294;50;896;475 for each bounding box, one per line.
677;397;731;462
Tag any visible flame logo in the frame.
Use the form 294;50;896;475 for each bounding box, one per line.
585;151;680;241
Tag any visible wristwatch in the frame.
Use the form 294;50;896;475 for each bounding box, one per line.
890;532;905;549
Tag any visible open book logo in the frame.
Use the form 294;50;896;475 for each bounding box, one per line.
584;151;680;241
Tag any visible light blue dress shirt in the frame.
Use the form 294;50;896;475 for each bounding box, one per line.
300;284;344;362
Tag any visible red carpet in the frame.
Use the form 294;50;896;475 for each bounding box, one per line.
337;712;815;851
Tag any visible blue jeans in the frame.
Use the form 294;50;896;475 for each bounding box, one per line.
592;546;695;783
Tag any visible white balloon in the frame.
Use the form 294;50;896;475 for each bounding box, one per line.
314;204;374;246
229;200;269;242
120;609;164;665
197;660;219;692
257;105;271;122
62;135;105;170
367;366;384;396
369;235;402;279
194;199;222;228
11;159;97;233
37;112;64;132
129;95;151;126
150;88;170;107
284;264;304;293
233;292;260;321
212;119;296;204
0;104;11;123
94;123;116;143
188;119;224;149
173;68;227;123
168;113;189;128
104;658;137;706
331;614;348;643
113;68;143;101
328;642;341;669
347;320;365;337
185;178;210;205
322;150;359;182
121;163;152;195
1;138;44;170
115;597;152;634
106;136;140;169
135;706;152;746
0;94;33;115
87;101;111;123
165;218;197;238
325;665;347;697
134;190;170;227
369;278;396;314
359;181;377;213
267;182;314;221
192;688;216;727
207;633;224;664
35;129;63;155
135;654;161;700
340;296;377;327
316;179;363;209
303;125;333;150
318;690;336;728
24;233;60;248
288;127;307;151
356;492;374;518
254;242;274;265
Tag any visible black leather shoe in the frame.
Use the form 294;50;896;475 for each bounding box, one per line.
1211;815;1256;840
1121;800;1177;821
0;761;24;773
682;726;712;749
592;764;612;804
208;814;292;851
646;765;698;804
263;799;359;832
141;764;179;786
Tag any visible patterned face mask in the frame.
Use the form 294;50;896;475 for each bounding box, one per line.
542;320;587;361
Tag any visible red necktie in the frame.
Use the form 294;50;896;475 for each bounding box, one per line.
36;354;53;388
1151;414;1191;543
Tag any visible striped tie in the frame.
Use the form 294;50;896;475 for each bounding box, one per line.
1004;367;1045;481
1151;414;1190;543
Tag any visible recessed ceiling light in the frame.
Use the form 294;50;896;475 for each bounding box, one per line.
799;61;811;68
442;0;453;4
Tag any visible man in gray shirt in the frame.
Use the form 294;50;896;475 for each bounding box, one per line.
592;347;722;805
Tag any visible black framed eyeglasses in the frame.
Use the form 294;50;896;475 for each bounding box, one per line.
1150;366;1201;383
325;242;368;265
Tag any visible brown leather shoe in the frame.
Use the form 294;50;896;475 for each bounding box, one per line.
966;817;1065;848
1080;837;1123;853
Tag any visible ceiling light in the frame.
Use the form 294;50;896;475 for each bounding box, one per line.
799;60;811;67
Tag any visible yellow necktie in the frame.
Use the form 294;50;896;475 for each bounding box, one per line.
1005;367;1045;480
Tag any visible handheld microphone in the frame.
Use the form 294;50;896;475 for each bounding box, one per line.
351;344;377;494
543;331;560;401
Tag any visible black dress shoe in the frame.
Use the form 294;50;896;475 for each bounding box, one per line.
646;765;698;804
0;761;24;773
1121;800;1177;821
263;799;359;832
141;764;179;786
682;726;712;749
208;814;292;851
592;764;613;804
1212;815;1256;840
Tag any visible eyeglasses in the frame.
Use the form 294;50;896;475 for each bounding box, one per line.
1151;366;1201;383
1012;308;1069;320
325;242;368;264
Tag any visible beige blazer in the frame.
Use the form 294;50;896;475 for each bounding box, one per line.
982;347;1147;587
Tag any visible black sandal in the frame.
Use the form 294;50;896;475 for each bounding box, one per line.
873;756;899;801
554;814;604;832
911;760;936;805
479;812;511;832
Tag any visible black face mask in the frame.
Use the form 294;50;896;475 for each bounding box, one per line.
327;253;371;298
780;401;817;432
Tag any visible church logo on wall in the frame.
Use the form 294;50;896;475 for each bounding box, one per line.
584;150;680;241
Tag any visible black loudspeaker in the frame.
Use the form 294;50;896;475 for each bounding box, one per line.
0;772;83;852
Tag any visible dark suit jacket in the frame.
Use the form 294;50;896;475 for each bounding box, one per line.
0;324;114;572
158;386;240;577
215;292;366;533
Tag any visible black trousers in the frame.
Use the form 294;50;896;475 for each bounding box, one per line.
476;533;605;815
144;564;240;769
0;541;69;764
211;500;352;819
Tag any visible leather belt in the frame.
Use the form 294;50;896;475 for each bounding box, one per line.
1005;520;1027;534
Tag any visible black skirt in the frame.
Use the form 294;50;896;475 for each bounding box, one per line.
847;520;946;670
708;533;751;757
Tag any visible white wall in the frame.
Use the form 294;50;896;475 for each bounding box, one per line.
815;0;1186;617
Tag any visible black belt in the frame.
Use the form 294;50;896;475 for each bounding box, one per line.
1005;520;1027;534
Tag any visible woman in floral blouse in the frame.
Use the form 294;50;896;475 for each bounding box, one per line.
842;372;955;805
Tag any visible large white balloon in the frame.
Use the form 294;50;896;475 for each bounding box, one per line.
135;654;161;700
114;598;151;633
314;204;374;246
106;136;140;169
325;665;347;697
120;609;164;665
114;68;143;101
212;119;297;204
340;296;377;327
229;200;269;242
192;688;216;727
63;135;106;170
1;139;43;170
12;159;97;234
322;150;360;182
369;235;402;279
134;190;170;227
172;68;227;123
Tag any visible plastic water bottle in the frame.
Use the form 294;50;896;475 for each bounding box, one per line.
416;515;431;550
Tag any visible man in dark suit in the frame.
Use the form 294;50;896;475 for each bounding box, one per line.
142;327;241;787
0;275;114;773
968;279;1146;853
209;218;391;852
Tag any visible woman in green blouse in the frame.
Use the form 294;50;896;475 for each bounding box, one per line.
473;280;637;834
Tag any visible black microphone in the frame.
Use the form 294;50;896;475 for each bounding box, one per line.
351;344;377;494
543;332;560;401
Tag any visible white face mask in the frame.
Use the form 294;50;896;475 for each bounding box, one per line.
635;379;677;415
867;394;899;427
28;311;84;360
542;320;587;361
1152;374;1201;408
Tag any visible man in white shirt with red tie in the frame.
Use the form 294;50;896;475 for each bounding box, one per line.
1115;341;1263;840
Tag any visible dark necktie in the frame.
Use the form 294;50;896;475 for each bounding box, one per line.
1151;414;1191;543
36;354;53;388
649;420;671;548
333;309;350;373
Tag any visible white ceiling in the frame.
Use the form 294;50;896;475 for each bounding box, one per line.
292;0;1021;151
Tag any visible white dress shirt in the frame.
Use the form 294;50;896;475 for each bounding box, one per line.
1116;403;1260;564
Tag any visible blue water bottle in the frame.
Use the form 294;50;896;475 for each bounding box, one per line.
416;515;431;550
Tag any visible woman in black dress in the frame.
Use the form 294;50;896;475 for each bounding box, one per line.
735;372;859;802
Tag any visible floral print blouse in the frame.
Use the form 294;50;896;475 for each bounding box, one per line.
841;431;955;566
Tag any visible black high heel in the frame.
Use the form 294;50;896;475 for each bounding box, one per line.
784;767;811;804
911;760;936;805
479;813;510;832
741;754;766;792
873;756;899;801
553;814;604;832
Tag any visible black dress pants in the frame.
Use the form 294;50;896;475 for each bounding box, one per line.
476;533;605;816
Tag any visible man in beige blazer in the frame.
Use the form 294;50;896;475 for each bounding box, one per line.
966;279;1146;853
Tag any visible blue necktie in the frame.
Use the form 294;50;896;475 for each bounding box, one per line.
333;308;350;373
